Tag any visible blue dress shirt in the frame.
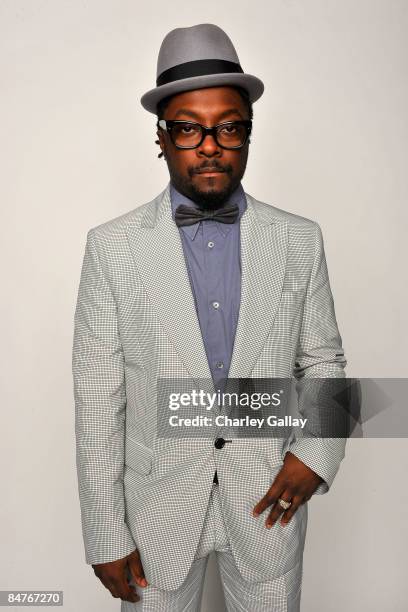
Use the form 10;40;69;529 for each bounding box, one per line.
170;181;247;392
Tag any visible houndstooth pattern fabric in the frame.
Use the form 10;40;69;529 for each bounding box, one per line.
122;551;208;612
72;181;347;591
121;484;301;611
195;485;302;611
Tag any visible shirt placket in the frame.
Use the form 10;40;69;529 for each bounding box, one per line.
203;221;228;391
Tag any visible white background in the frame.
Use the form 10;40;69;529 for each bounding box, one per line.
1;1;407;610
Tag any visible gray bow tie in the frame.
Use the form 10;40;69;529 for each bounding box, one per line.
174;203;239;227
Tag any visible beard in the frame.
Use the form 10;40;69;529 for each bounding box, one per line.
169;163;244;211
186;179;239;210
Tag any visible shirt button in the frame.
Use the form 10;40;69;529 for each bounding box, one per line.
212;301;220;309
208;241;215;248
214;437;226;449
215;361;224;369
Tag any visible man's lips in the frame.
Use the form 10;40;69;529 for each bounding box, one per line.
194;168;225;174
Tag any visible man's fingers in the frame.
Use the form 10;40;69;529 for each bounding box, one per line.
114;571;140;603
280;497;304;526
128;550;149;588
92;554;142;603
266;493;302;528
102;576;121;599
95;570;140;603
265;489;293;528
252;481;283;516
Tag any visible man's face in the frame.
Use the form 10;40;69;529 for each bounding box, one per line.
157;86;250;210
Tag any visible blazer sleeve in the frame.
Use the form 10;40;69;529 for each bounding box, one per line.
287;222;348;495
72;228;137;564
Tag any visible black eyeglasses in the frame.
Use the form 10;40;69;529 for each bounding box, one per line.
157;119;252;150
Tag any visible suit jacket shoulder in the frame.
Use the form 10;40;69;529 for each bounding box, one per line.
86;188;166;241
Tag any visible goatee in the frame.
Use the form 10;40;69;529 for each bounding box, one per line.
187;182;238;211
177;165;241;211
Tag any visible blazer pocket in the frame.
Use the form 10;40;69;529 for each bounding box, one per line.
281;271;307;294
279;289;306;308
125;436;154;475
281;287;306;297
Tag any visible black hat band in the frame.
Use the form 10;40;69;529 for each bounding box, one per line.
156;59;244;87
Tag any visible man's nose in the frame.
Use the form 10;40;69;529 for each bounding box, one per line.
197;133;221;156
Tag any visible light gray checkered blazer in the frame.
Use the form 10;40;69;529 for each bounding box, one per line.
72;182;347;591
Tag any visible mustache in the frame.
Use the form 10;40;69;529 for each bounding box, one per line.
190;163;232;175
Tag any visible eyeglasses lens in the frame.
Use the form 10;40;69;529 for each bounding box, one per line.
172;123;247;148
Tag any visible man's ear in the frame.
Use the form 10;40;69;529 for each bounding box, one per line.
154;141;164;158
155;130;166;159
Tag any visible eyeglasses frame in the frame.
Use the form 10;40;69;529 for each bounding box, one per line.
156;119;252;150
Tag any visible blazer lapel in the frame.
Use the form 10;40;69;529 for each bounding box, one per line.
125;183;213;383
228;193;288;379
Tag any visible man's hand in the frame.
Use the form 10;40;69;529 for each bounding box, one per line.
92;548;148;602
252;451;324;528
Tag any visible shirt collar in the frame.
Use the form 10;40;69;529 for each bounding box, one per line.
170;180;247;240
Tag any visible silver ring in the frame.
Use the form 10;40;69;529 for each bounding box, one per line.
278;498;292;510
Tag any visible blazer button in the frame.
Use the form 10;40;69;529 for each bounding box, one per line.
214;437;226;449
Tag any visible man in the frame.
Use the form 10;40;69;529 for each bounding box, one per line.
72;23;347;611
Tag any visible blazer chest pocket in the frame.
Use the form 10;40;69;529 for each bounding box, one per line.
125;436;153;475
279;288;306;307
281;270;308;294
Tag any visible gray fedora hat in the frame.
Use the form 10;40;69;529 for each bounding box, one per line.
140;23;264;114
